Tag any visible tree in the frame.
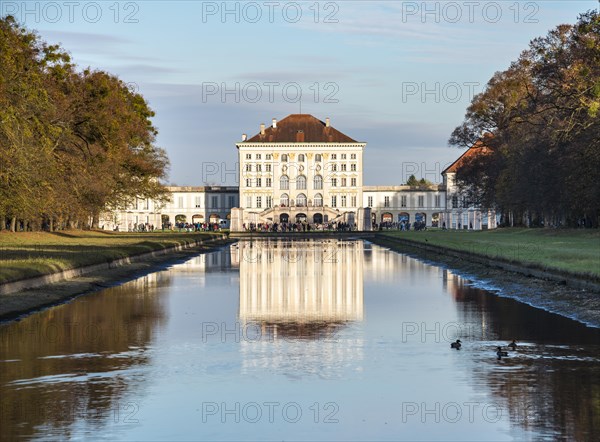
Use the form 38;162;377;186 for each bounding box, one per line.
449;10;600;227
0;16;170;231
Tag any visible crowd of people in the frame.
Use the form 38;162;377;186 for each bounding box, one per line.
243;221;355;233
376;220;428;231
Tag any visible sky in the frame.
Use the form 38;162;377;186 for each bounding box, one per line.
2;1;597;185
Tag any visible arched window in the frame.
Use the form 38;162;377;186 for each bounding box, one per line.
280;193;289;207
280;175;289;190
296;175;307;190
296;193;307;207
298;154;305;162
315;154;322;162
281;154;288;162
313;175;323;190
314;193;323;207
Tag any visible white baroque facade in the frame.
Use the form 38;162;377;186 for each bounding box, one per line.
233;114;368;229
99;186;238;231
440;141;498;230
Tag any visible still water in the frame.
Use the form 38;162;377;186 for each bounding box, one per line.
1;239;599;441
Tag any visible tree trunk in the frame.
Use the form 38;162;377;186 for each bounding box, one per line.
91;213;99;229
10;217;16;232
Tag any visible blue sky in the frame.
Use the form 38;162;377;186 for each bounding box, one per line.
3;1;597;185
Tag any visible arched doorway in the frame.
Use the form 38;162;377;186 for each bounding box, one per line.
431;212;440;227
279;213;289;223
313;213;323;224
381;212;393;223
175;214;186;223
415;213;426;223
192;214;204;223
398;212;410;223
209;214;220;224
296;213;307;222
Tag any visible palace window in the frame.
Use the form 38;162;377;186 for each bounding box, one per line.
331;154;337;160
281;154;288;162
331;178;337;187
297;193;307;206
351;163;356;171
351;196;357;207
331;196;337;207
280;175;289;190
384;196;390;208
256;196;262;208
246;178;251;187
341;154;346;159
435;195;441;207
314;193;323;207
368;196;373;207
341;164;347;171
341;178;347;187
246;196;252;208
266;178;272;187
195;196;202;208
266;196;272;208
266;154;272;160
256;164;262;172
256;154;261;159
315;154;322;162
211;196;218;208
401;195;407;208
245;164;251;172
332;164;337;172
228;196;235;207
351;153;356;159
296;175;307;190
256;178;262;187
265;164;271;172
341;195;347;207
351;178;357;187
418;195;424;208
298;154;305;162
313;175;323;190
245;153;251;159
452;196;459;208
280;193;289;207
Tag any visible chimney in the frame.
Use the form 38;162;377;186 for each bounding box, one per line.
272;118;277;128
241;133;247;141
260;123;265;135
325;117;330;127
296;130;305;142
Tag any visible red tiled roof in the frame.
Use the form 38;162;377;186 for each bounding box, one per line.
442;135;494;174
245;114;358;143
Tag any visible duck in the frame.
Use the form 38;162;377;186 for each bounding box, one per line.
507;340;517;350
450;339;462;349
496;346;509;358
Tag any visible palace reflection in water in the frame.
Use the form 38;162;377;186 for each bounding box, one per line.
0;239;599;440
234;240;363;340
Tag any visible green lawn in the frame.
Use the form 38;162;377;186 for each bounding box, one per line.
377;228;600;279
0;230;224;284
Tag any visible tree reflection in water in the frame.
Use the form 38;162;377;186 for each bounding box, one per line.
446;274;600;441
0;272;170;440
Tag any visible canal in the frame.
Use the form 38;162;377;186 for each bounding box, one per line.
1;239;599;440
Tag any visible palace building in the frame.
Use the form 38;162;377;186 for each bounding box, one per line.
100;113;497;231
231;114;370;230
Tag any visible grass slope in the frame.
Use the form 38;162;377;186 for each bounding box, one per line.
0;230;222;284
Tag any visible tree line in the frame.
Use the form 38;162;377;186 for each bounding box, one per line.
449;10;599;228
0;16;169;232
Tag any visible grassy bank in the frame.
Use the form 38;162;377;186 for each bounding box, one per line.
0;230;224;284
377;228;600;279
